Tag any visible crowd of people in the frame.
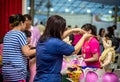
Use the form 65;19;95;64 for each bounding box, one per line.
0;14;120;82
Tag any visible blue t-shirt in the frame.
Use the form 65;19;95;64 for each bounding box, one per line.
34;38;74;82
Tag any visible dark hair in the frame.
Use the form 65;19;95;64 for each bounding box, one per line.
40;21;43;25
99;28;105;37
24;30;31;38
105;34;109;38
9;14;25;27
81;24;97;36
39;15;66;42
107;26;114;38
24;14;32;20
0;37;3;44
112;25;117;29
107;26;113;32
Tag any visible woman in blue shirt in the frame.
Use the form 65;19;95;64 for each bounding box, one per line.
34;15;91;82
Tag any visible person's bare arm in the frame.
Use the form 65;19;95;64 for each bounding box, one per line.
73;33;92;55
62;28;86;39
102;38;112;48
102;38;107;48
101;52;112;67
84;53;99;62
22;45;36;57
107;40;112;47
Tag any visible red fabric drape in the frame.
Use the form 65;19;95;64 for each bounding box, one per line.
0;0;22;40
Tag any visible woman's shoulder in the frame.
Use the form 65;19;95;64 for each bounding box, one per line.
48;38;62;43
7;30;24;35
14;31;26;37
5;30;22;37
45;38;66;47
10;31;26;39
90;37;98;41
89;37;99;43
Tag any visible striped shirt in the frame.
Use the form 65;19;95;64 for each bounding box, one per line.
2;30;27;81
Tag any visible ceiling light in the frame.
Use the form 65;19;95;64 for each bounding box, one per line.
109;10;112;14
50;8;54;12
71;11;74;14
65;8;69;12
87;9;91;13
68;0;71;2
27;7;31;10
39;9;41;12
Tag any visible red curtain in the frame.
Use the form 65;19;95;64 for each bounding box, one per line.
0;0;22;40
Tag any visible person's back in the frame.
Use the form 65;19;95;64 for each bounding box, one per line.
35;38;74;82
2;14;36;82
34;15;92;82
3;30;27;80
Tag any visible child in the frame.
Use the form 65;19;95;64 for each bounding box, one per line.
24;30;31;44
24;30;36;82
99;34;115;72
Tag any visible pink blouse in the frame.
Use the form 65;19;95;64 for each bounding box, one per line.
30;26;40;47
82;37;100;68
72;34;82;46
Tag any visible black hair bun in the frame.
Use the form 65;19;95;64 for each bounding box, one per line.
9;14;25;27
9;16;15;23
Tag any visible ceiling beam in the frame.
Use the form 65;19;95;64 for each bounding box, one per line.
81;0;120;6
